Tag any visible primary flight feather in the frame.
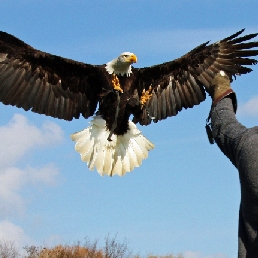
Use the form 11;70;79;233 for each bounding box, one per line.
0;29;257;176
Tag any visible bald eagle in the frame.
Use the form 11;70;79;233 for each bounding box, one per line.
0;29;257;176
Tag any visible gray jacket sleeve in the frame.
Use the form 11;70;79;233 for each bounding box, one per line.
210;97;258;257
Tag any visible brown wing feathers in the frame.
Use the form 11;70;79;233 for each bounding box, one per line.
196;29;258;88
0;31;103;121
136;29;258;125
0;30;257;128
136;69;205;125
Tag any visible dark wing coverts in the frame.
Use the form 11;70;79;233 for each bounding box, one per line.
0;29;258;127
0;31;105;120
133;29;258;125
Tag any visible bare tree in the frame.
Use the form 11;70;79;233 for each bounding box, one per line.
103;234;132;258
0;240;19;258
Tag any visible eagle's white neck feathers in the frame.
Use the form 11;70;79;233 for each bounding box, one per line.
105;59;132;76
105;52;137;77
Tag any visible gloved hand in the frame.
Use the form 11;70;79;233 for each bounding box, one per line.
210;71;237;113
205;71;237;144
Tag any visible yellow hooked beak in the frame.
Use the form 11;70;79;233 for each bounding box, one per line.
128;54;137;63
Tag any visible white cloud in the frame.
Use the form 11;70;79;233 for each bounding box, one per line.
183;251;229;258
0;220;33;248
237;96;258;117
0;164;60;217
0;114;63;218
0;167;26;217
0;114;64;168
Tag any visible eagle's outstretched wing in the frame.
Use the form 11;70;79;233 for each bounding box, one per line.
133;29;258;125
0;31;106;121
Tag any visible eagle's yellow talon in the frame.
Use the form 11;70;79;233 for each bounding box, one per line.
112;74;123;93
140;86;153;106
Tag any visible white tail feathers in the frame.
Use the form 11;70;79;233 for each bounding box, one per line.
70;116;154;176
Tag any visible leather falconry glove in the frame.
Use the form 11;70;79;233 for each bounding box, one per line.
205;71;237;144
210;70;237;112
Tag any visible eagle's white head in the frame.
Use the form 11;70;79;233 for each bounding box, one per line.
105;52;137;77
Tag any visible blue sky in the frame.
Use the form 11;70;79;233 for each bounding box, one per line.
0;1;258;257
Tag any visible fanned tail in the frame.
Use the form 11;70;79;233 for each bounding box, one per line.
70;116;154;176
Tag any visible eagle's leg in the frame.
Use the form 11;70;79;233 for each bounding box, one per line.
139;86;155;120
107;90;120;141
140;86;153;107
112;74;123;93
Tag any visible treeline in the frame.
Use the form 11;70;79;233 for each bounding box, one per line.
0;235;184;258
